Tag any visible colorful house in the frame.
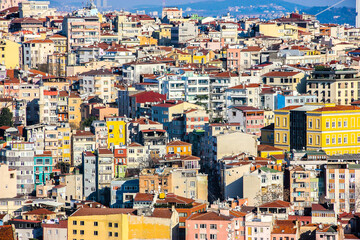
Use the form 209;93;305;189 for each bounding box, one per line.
34;151;53;188
106;116;127;148
166;140;192;156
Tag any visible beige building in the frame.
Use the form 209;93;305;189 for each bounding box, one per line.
19;1;56;18
58;172;83;202
326;162;360;214
307;68;360;105
0;163;17;198
259;22;299;40
171;169;208;203
243;167;284;206
71;130;96;166
23;39;54;69
220;162;251;200
48;34;67;53
262;71;306;92
80;69;117;103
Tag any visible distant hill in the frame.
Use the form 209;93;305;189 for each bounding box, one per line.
302;6;356;25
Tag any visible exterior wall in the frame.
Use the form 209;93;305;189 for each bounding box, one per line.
43;225;67;240
0;164;17;198
186;218;231;240
171;170;208;202
0;39;20;69
222;164;251;199
106;117;127;148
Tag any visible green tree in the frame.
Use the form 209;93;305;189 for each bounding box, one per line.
81;116;97;129
0;107;13;127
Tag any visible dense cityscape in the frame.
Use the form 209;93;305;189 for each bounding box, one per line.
0;0;360;239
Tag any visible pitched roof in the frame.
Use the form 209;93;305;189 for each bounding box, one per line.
167;140;191;146
131;117;161;125
134;193;154;202
272;220;297;234
131;91;166;104
258;145;283;152
312;105;360;112
23;208;55;215
128;142;143;147
71;208;136;217
187;211;233;221
259;200;291;208
0;225;14;240
262;71;301;77
156;193;194;205
80;69;113;76
42;220;68;229
228;83;262;89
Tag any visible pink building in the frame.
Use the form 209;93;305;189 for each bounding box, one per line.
227;46;242;71
227;106;264;136
1;0;25;11
186;210;246;240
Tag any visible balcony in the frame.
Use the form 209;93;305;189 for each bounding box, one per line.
294;178;307;183
294;187;306;192
295;196;306;201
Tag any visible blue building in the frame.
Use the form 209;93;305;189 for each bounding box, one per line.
34;151;53;188
276;93;317;109
110;178;139;208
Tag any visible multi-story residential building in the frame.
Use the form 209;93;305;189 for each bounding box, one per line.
306;68;360;105
225;83;263;109
115;14;142;40
186;211;247;240
110;178;139;208
38;88;59;125
262;71;306;92
106;116;127;148
56;172;83;202
82;151;97;200
48;34;67;53
227;106;264;136
122;61;166;83
72;130;96;166
43;125;60;164
127;142;147;169
171;22;198;47
68;92;82;129
276;92;317;109
0;163;17;198
58;123;72;163
271;220;300;240
42;220;68;240
289;166;323;213
326;162;360;214
23;39;54;69
96;148;114;205
67;208;178;240
47;53;67;77
33;151;52;189
19;1;56;18
227;45;242;71
91;120;108;148
0;142;35;195
162;7;183;19
80;69;117;103
0;39;20;69
127;91;167;119
243;167;284;205
62;16;100;51
245;214;273;240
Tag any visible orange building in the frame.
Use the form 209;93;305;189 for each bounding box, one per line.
166;140;192;156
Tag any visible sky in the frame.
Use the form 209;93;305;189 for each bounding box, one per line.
284;0;355;7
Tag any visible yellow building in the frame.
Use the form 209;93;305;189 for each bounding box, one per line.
257;144;284;158
307;105;360;155
106;116;127;148
166;140;192;156
0;39;20;69
138;36;158;45
259;22;299;40
67;208;178;240
58;123;72;163
68;92;82;129
274;104;360;155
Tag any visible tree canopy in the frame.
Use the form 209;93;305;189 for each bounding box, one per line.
0;107;13;127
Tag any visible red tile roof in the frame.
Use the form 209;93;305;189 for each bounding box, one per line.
131;117;160;125
98;148;113;155
42;220;67;229
262;71;301;77
131;91;166;104
23;208;55;215
0;225;14;240
128;142;143;147
312;105;360;112
156;193;194;205
187;211;233;221
71;208;135;217
134;193;154;202
167;140;191;146
258;145;283;152
259;200;291;208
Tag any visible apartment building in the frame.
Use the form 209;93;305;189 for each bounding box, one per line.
62;16;100;51
0;39;20;69
289;166;323;213
0;163;17;198
262;71;306;92
306;68;360;105
225;83;263;109
57;123;72;163
71;130;96;166
106;116;127;148
33;151;52;188
326;162;360;214
82;151;97;200
243;167;284;206
38;88;58;125
96;148;114;205
19;1;56;18
0;142;35;195
171;22;197;47
80;69;117;103
227;106;264;136
23;39;54;69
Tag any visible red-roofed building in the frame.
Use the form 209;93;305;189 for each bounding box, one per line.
129;91;166;119
23;208;56;221
42;220;68;240
271;220;300;240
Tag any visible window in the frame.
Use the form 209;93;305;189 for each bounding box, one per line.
195;233;198;239
94;222;98;226
338;121;342;128
80;221;84;225
195;224;198;229
308;135;313;145
73;230;77;234
109;222;112;227
200;234;206;239
283;133;287;143
344;120;348;127
200;224;206;229
316;119;320;129
114;223;118;228
210;224;217;229
308;119;313;128
276;117;279;127
115;232;118;237
332;121;336;128
326;121;330;128
80;230;84;235
73;221;77;225
94;231;98;236
210;234;217;239
109;232;112;237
